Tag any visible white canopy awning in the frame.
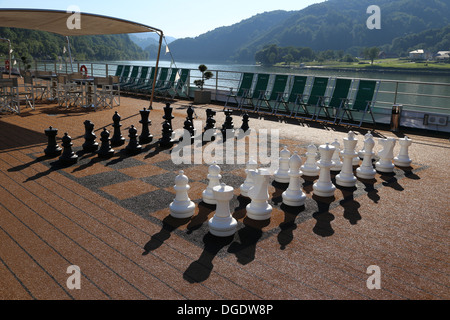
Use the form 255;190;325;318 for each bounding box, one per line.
0;8;163;36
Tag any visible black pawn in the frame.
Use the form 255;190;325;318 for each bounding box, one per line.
203;109;217;142
187;105;195;123
59;133;78;165
82;120;99;153
44;126;62;157
111;112;126;147
221;109;235;140
126;125;143;155
159;120;175;149
241;113;250;132
97;128;115;159
139;108;153;145
163;103;174;131
183;118;195;144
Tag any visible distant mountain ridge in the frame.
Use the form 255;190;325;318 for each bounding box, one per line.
165;0;450;63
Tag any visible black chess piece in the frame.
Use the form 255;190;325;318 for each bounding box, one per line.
241;112;250;133
44;126;62;158
187;105;195;123
159;120;175;149
163;103;174;131
203;109;217;142
139;108;153;145
125;125;143;155
181;118;195;144
82;120;99;153
97;128;115;159
111;112;126;147
59;133;78;165
221;109;235;140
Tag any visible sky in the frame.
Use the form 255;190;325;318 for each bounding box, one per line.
0;0;325;38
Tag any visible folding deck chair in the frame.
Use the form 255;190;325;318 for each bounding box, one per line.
155;68;178;97
134;67;157;93
115;65;124;78
313;78;353;124
0;78;20;114
121;66;140;90
171;69;190;98
125;66;150;92
119;65;131;84
224;73;254;109
292;76;329;120
241;73;270;112
273;76;308;117
154;68;169;89
256;74;289;115
338;79;380;128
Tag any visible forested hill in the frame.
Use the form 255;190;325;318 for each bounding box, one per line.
166;0;450;63
0;27;148;61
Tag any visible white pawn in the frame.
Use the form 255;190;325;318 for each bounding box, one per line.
301;144;320;177
170;171;196;219
274;146;291;183
282;151;307;207
246;168;273;221
331;139;343;172
375;138;397;173
313;143;337;197
394;136;413;167
240;157;258;198
208;183;238;237
336;131;358;188
202;162;222;205
356;135;377;180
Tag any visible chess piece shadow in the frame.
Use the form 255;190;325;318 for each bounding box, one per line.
232;195;251;220
379;172;404;191
8;155;48;173
142;215;191;256
183;233;234;283
271;181;288;205
302;176;317;195
144;141;165;159
360;179;380;204
186;202;215;234
23;159;72;183
278;203;304;250
228;217;270;265
337;186;361;225
312;194;335;237
398;166;420;180
69;155;103;175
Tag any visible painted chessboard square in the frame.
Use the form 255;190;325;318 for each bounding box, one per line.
100;179;159;201
118;164;169;179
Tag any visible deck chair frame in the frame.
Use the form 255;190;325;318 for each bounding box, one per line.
241;73;270;112
274;76;309;117
256;74;289;115
224;73;255;110
292;77;329;120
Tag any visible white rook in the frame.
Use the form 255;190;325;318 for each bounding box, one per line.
208;183;238;237
313;143;337;197
336;131;358;188
394;136;413;167
170;171;196;219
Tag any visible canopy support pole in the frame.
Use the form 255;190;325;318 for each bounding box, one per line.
66;36;74;73
149;31;163;110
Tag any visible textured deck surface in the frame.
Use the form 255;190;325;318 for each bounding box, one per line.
0;96;448;301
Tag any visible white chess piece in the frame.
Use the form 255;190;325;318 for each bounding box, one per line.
358;131;374;159
282;151;307;207
274;146;291;183
170;171;196;219
313;143;337;197
331;139;343;172
375;138;397;173
301;144;320;177
246;168;273;221
394;136;413;167
336;131;358;188
202;162;222;205
356;135;377;180
208;183;238;237
240;157;258;198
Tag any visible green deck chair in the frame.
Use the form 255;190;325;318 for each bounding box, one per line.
171;69;190;98
119;65;131;84
293;77;329;120
224;73;255;109
241;73;270;111
121;66;139;87
156;68;179;96
132;67;156;93
154;67;169;89
124;66;149;91
313;78;353;124
338;80;380;128
274;76;308;117
256;74;289;114
114;65;124;78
